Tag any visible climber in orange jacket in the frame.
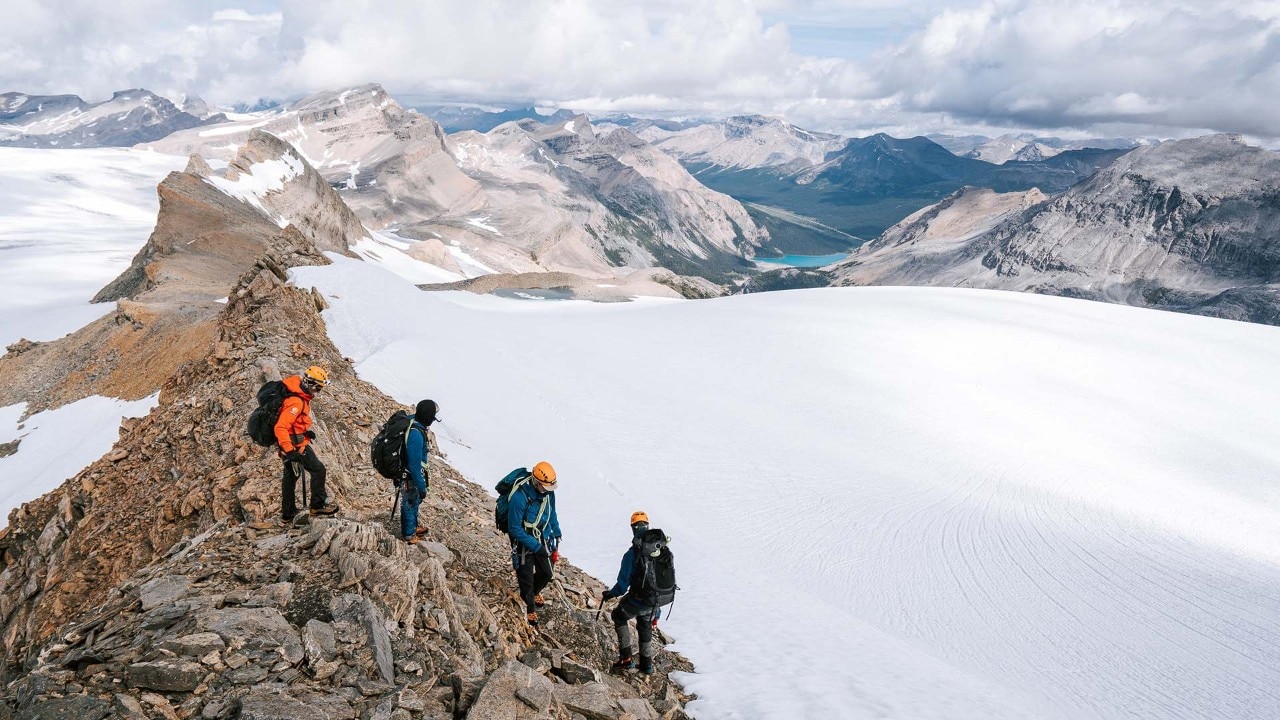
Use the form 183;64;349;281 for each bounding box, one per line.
275;365;339;522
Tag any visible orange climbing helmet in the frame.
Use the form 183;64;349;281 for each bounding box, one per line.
304;365;330;386
630;511;649;526
532;461;557;489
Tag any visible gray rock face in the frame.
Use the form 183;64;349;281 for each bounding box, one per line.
126;659;206;691
830;135;1280;325
302;619;337;663
553;682;625;720
137;575;193;610
160;631;226;657
15;695;112;720
237;689;355;720
0;89;211;148
331;593;394;684
466;660;555;719
196;606;303;662
211;129;367;254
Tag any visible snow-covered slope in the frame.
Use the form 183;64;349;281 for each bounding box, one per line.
295;256;1280;720
0;146;186;347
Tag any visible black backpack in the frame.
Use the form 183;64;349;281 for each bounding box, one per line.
246;380;294;447
493;468;532;533
628;528;677;608
370;411;416;481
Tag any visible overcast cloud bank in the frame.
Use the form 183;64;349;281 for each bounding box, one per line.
2;0;1276;140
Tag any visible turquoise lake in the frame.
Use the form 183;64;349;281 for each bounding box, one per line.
755;253;850;268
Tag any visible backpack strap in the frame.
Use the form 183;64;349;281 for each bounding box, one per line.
509;478;550;541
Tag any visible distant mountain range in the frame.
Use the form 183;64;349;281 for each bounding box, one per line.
143;85;767;281
927;133;1147;164
416;105;578;134
664;122;1130;250
747;134;1280;325
0;90;222;148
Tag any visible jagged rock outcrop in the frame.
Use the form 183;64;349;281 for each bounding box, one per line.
0;135;694;718
211;129;369;255
0;90;212;148
828;134;1280;325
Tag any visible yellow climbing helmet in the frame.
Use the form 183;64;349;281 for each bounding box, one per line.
532;461;557;489
630;511;649;526
304;366;330;386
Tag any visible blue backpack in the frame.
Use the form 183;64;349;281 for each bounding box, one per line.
494;468;531;533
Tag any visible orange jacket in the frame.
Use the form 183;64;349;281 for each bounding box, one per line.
274;375;314;453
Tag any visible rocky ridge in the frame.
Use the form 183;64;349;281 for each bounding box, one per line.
0;137;693;718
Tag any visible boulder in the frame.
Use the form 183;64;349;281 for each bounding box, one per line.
554;682;625;720
160;631;226;657
331;593;393;684
15;696;111;720
125;659;206;692
196;607;303;663
237;689;355;720
554;657;603;685
465;660;555;719
137;576;193;610
302;619;337;663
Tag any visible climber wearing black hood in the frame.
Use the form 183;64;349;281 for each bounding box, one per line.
400;399;439;543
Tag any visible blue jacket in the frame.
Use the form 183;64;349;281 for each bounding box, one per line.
507;478;560;553
404;422;429;489
604;544;662;619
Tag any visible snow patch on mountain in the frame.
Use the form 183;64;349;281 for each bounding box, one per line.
0;394;159;529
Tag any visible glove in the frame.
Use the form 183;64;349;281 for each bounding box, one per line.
550;550;560;564
651;618;659;629
283;450;303;463
304;430;317;440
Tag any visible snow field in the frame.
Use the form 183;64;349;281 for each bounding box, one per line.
0;147;186;347
295;255;1280;719
0;395;159;529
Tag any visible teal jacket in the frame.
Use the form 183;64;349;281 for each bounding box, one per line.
507;479;561;553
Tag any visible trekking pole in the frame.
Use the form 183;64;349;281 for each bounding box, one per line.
292;460;307;510
390;483;401;523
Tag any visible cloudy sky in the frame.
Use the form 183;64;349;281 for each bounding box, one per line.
3;0;1277;140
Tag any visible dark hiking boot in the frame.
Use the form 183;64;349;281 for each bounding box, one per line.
526;612;538;628
612;654;637;672
638;656;654;675
309;504;339;517
534;593;546;607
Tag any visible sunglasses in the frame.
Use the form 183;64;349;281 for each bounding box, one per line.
302;378;325;392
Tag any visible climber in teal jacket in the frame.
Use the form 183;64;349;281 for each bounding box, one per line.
507;461;561;627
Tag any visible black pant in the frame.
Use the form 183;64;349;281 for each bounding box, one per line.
282;445;327;517
513;543;553;613
612;597;657;657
